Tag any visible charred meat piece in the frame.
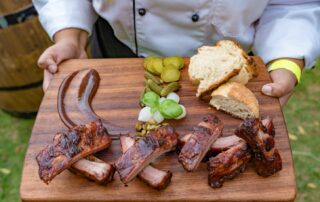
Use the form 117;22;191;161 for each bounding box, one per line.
36;120;112;184
115;125;178;184
69;156;115;184
261;117;275;137
207;142;252;188
179;134;244;153
120;136;172;189
178;115;223;171
235;118;282;177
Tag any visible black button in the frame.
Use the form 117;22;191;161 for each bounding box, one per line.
191;14;199;22
138;8;146;16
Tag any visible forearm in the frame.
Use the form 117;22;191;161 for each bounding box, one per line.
53;28;88;49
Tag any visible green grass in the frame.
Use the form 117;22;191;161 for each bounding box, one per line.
0;112;34;202
0;66;319;202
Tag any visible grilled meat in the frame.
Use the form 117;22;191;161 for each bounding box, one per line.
69;156;115;184
178;115;223;171
207;142;252;188
179;134;244;153
36;120;111;184
120;136;172;189
235;118;282;177
115;126;178;184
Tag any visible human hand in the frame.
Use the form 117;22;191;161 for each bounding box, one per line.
261;58;304;106
38;29;88;91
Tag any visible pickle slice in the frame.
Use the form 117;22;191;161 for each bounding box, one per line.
161;65;181;82
163;56;184;69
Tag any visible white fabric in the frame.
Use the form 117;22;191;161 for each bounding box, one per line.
33;0;320;69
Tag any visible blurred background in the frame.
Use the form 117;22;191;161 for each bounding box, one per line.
0;1;319;201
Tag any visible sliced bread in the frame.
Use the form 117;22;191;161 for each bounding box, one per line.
210;82;259;119
188;40;257;97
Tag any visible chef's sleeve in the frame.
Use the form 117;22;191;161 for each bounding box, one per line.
253;0;320;69
32;0;98;39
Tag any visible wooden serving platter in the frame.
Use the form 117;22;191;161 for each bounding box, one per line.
20;58;296;202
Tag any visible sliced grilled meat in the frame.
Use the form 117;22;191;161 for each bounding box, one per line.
36;120;111;184
235;118;282;177
120;136;172;189
261;117;275;137
179;134;244;153
207;142;252;188
115;126;178;184
69;156;115;184
178;115;223;171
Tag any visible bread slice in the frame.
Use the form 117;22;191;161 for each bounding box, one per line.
188;40;256;97
210;82;259;119
229;55;258;84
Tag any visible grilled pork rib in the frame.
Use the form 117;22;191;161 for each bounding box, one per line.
69;156;115;184
120;136;172;189
178;115;223;171
179;134;244;153
235;118;282;177
115;126;178;184
36;120;112;184
207;142;252;188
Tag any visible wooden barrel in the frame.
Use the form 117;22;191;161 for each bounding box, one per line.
0;3;52;117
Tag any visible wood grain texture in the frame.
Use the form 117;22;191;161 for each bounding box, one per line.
20;58;296;202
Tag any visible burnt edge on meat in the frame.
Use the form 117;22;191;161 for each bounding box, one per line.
119;135;173;190
69;156;115;185
36;120;112;184
235;118;282;177
115;125;178;184
178;115;223;171
207;142;252;188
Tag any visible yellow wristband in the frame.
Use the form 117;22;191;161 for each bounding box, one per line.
268;59;301;83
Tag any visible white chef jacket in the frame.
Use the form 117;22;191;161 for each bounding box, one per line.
33;0;320;69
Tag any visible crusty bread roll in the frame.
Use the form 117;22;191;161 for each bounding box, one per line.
188;40;257;97
210;82;259;119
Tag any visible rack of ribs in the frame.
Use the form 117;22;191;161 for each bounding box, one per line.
115;125;178;184
69;156;115;184
235;118;282;177
120;136;172;189
178;115;223;171
36;120;112;184
207;142;252;188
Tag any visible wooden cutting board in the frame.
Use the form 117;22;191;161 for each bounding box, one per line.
20;58;296;202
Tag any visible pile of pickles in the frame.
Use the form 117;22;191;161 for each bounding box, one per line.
135;56;186;137
141;56;184;102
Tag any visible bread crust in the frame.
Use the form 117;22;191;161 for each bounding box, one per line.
211;82;259;118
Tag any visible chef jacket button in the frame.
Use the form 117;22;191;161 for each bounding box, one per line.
191;14;199;22
138;8;146;16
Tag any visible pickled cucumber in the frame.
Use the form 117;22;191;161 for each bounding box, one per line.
144;56;157;69
149;58;164;75
161;65;181;82
163;56;184;69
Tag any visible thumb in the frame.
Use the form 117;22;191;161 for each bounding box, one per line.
47;58;58;74
262;82;290;97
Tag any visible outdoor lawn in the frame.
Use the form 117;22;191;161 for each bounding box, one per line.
0;63;319;202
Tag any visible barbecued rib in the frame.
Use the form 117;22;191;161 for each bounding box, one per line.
36;120;112;184
235;118;282;177
179;134;243;153
178;118;273;153
207;142;252;188
115;126;178;184
69;156;115;184
120;136;172;189
178;115;223;171
261;117;275;137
